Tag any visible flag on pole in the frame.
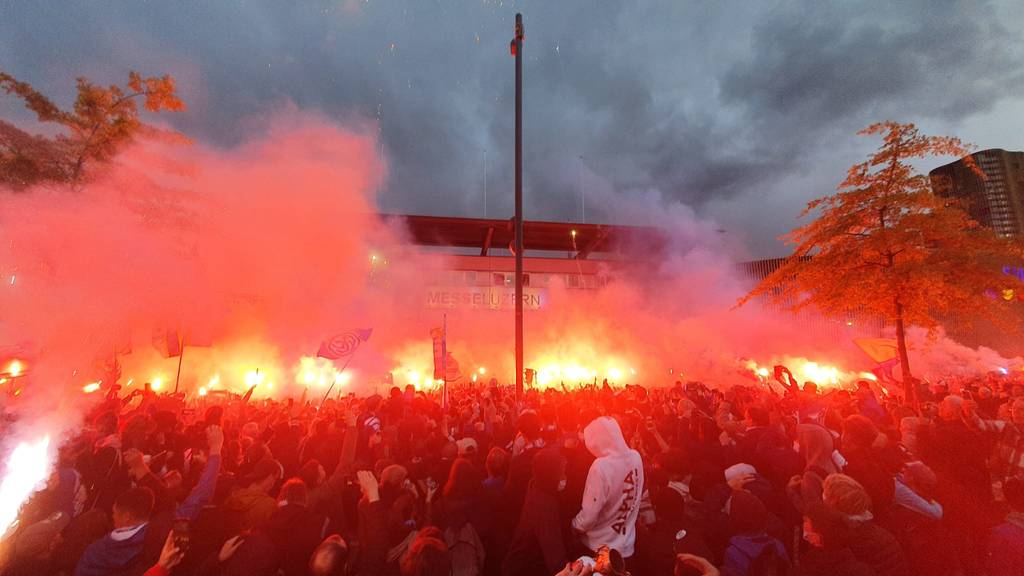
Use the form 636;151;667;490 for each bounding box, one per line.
152;327;213;358
153;328;183;358
445;352;462;383
317;329;373;360
431;327;445;381
853;338;899;364
872;358;900;383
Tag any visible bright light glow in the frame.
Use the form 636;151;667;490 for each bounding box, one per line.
198;386;208;396
265;381;274;390
7;360;23;377
151;377;163;391
207;375;219;388
8;275;14;286
858;372;878;381
999;367;1009;375
406;371;421;387
630;368;637;376
799;362;839;385
478;367;486;375
82;382;101;394
296;356;342;389
608;368;623;381
472;374;478;382
125;379;134;386
565;365;586;381
0;436;51;539
571;229;577;237
334;372;351;385
244;370;264;387
756;367;770;377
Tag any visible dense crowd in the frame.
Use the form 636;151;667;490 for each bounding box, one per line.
2;370;1024;576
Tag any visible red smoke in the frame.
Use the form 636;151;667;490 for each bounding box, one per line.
1;111;1019;428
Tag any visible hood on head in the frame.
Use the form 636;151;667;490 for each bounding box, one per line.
798;424;837;473
531;448;566;493
583;417;628;458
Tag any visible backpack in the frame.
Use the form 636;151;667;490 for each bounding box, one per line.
749;543;786;576
444;521;485;576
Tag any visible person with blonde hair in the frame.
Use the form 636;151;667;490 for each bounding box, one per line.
822;474;907;576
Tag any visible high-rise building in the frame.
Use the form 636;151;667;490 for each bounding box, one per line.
929;149;1024;237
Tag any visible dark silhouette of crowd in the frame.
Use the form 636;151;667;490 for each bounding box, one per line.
3;370;1024;576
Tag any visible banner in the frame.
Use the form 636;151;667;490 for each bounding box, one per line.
445;352;462;383
317;328;373;360
431;327;445;381
426;287;544;310
854;338;899;364
153;328;183;359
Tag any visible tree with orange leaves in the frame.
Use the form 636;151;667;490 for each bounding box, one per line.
0;70;184;189
741;122;1024;405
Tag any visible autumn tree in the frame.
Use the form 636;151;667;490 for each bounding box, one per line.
0;70;184;189
742;122;1024;405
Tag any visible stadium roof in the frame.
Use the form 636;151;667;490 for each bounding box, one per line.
381;214;667;259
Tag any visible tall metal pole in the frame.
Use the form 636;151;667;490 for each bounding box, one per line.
512;13;525;405
173;335;185;394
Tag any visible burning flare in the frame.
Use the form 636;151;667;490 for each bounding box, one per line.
0;436;52;539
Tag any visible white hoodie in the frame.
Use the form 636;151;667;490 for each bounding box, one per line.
572;417;645;557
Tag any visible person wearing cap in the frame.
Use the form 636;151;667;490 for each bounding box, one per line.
456;437;478;459
721;489;789;576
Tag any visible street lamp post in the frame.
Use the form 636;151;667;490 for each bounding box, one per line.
511;13;524;405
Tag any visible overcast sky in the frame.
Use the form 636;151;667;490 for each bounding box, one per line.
3;0;1023;257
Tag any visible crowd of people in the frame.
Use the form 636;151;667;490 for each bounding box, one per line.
2;369;1024;576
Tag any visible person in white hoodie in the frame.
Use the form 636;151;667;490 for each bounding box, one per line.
572;416;645;560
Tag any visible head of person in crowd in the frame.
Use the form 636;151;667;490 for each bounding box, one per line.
112;486;154;529
309;534;349;576
299;459;327;489
823;473;872;519
796;424;838;475
484;447;510;482
443;457;482;501
841;414;880;451
278;477;308;506
937;395;965;422
247;458;283;493
400;530;451;576
728;489;769;536
531;447;567;494
517;410;542;443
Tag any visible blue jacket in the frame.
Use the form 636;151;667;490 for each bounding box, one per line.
74;523;148;576
723;533;788;576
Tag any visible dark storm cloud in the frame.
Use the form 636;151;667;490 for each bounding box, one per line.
1;0;1022;255
721;2;1024;128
